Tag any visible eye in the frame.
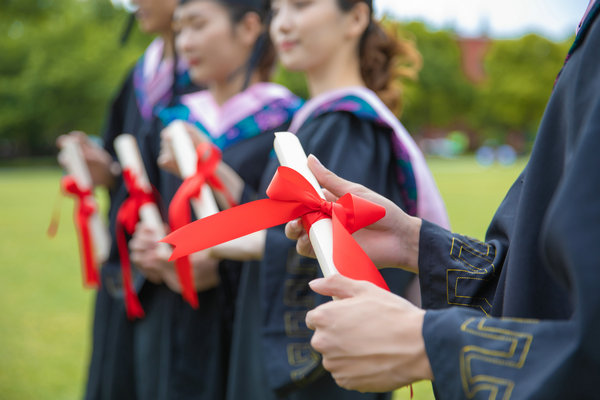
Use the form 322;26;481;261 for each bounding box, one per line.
172;20;182;35
292;0;312;9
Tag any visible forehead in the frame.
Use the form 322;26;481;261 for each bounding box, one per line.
174;0;225;20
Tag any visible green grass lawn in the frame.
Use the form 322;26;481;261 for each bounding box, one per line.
0;157;527;400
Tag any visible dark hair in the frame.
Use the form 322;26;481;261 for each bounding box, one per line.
179;0;275;85
226;2;276;84
337;0;422;115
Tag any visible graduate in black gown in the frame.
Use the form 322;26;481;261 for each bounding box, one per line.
128;0;302;398
289;2;600;399
57;0;196;398
224;0;448;399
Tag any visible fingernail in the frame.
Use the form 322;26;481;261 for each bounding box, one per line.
308;278;324;288
308;154;323;167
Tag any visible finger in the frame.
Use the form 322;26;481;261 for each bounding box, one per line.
305;309;317;330
308;275;370;299
285;219;304;240
307;155;359;198
322;189;339;203
296;233;316;258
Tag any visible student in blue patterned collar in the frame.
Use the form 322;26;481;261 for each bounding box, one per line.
127;1;303;399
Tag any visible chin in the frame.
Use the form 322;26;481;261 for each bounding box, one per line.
190;68;208;85
137;21;156;34
278;56;305;72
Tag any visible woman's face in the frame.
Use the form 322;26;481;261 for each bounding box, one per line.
174;1;258;84
270;0;354;73
131;0;178;34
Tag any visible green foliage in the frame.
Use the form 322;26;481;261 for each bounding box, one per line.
473;34;572;140
392;22;572;147
399;22;476;133
0;4;577;155
272;64;309;100
0;0;151;156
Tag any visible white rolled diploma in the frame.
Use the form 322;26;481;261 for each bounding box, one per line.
273;132;338;278
166;121;220;218
167;121;265;260
59;137;110;264
113;134;171;258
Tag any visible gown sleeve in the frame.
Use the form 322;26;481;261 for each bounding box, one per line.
418;175;520;314
421;16;600;399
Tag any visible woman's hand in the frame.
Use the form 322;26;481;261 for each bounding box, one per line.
306;274;433;392
129;222;181;292
56;131;119;188
158;121;210;177
285;155;422;273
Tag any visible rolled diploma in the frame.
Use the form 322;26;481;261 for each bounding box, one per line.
273;132;338;278
113;134;171;258
60;138;110;263
167;121;219;218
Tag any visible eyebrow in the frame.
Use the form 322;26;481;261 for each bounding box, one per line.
173;11;207;22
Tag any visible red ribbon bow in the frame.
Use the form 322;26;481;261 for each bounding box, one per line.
60;176;101;288
168;143;236;308
116;168;156;320
163;166;389;290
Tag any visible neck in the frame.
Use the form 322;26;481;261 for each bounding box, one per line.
306;47;365;98
209;70;261;106
160;31;175;60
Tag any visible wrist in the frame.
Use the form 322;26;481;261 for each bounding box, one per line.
411;309;434;381
395;216;421;273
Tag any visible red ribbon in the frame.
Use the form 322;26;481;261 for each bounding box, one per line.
116;168;156;320
60;176;100;288
163;166;389;290
168;143;236;308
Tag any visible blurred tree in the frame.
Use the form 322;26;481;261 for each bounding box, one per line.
473;34;572;143
0;3;576;157
0;0;150;156
395;22;477;135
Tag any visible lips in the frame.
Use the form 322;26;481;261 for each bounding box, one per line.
186;58;201;67
278;40;298;52
135;10;148;20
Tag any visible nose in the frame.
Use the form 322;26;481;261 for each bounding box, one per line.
271;4;293;36
175;29;194;55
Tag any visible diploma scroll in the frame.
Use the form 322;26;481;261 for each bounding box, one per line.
162;132;389;292
166;121;220;218
273;132;338;278
114;134;171;258
59;137;110;264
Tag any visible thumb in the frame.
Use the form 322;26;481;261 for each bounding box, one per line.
309;274;369;299
307;155;356;199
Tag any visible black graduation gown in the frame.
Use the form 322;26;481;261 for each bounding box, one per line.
85;69;140;400
86;67;198;400
419;7;600;399
86;72;178;400
227;111;416;400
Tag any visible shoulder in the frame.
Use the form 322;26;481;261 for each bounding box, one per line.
298;110;391;148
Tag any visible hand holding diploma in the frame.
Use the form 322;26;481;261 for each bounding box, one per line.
159;121;244;207
114;133;171;319
55;134;111;288
285;155;422;274
57;131;120;189
164;121;232;306
305;274;432;393
162;132;390;291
